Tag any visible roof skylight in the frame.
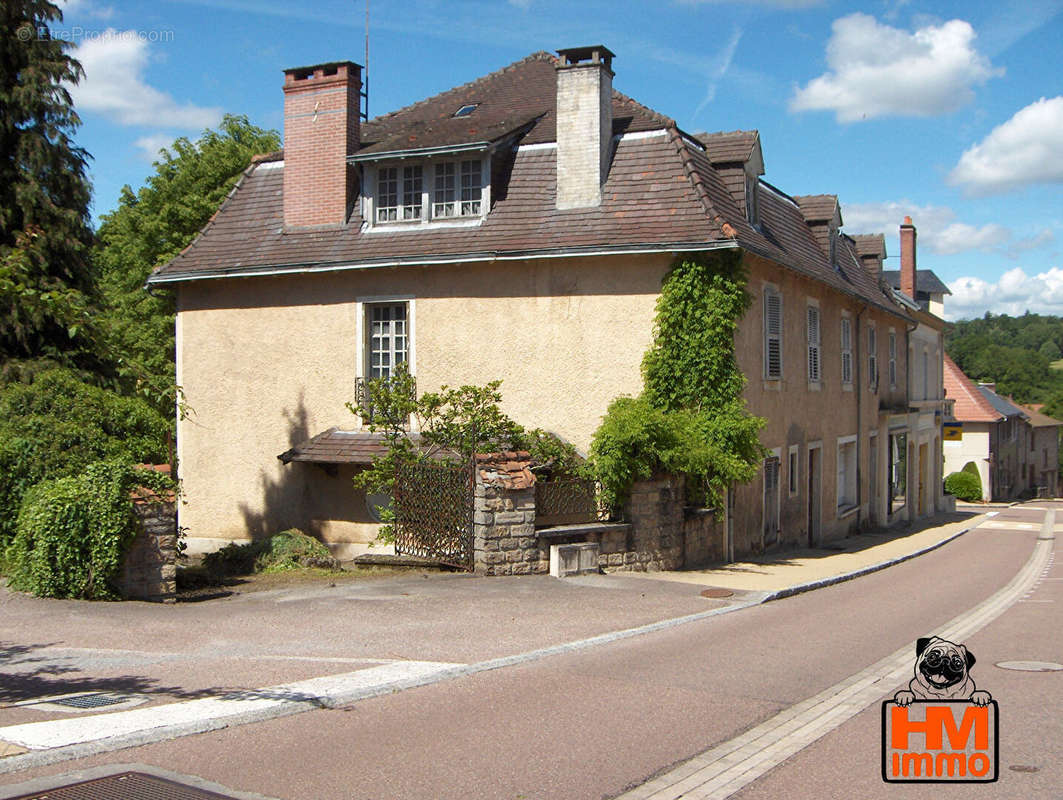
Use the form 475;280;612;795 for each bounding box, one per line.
454;104;478;118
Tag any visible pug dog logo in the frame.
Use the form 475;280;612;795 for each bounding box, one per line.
882;636;998;783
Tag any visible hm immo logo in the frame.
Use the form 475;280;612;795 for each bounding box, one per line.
882;636;998;783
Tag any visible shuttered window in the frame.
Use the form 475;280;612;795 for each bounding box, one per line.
807;305;821;383
840;317;852;385
764;456;780;544
868;326;878;390
764;288;783;379
888;332;897;387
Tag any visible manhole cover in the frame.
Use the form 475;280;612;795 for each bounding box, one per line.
1009;765;1041;773
51;693;127;709
995;660;1063;672
7;771;240;799
701;588;734;598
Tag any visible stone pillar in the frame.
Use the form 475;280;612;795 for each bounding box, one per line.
120;501;178;602
623;474;685;571
473;452;542;576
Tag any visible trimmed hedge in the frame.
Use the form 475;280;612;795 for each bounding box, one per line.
945;470;983;503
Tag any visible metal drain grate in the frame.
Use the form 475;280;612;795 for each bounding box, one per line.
50;693;126;710
8;771;240;799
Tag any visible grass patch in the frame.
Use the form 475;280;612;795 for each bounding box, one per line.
1052;359;1063;371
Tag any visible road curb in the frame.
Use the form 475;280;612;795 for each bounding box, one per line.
763;524;974;602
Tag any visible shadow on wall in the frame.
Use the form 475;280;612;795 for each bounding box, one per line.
238;394;311;541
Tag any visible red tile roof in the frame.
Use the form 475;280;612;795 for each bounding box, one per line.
944;354;1002;422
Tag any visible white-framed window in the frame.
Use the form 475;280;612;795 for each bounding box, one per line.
888;330;897;388
788;444;800;497
764;451;781;544
764;287;782;380
836;435;857;512
868;325;878;391
807;303;821;384
366;302;409;378
371;159;485;226
840;316;853;386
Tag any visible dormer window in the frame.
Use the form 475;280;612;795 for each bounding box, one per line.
366;157;488;228
829;228;838;269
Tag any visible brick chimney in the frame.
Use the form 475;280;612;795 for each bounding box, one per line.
282;61;361;228
555;46;614;210
900;215;917;299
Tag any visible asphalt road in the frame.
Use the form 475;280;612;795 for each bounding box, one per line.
1;502;1058;799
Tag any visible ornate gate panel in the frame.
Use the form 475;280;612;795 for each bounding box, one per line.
393;460;474;570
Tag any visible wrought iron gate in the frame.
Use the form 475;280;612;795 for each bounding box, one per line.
393;459;474;570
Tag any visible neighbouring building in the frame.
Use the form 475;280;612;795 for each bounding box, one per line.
943;355;1033;501
150;47;947;562
1019;404;1061;497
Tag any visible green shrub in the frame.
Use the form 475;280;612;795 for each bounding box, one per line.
5;461;174;599
0;368;170;542
202;529;338;579
945;470;982;502
962;461;981;479
590;252;765;507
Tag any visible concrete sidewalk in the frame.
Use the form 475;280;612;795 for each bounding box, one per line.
617;509;988;596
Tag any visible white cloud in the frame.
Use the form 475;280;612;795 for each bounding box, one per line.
133;133;176;161
949;96;1063;195
947;267;1063;320
790;14;1002;122
842;201;1012;256
1008;228;1056;257
68;30;221;129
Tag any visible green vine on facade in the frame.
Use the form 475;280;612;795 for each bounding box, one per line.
591;251;766;506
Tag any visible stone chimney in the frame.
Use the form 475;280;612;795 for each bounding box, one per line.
555;46;614;210
900;215;917;299
282;61;362;228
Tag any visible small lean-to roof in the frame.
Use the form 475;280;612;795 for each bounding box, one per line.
944;354;1004;422
278;428;395;465
882;269;952;295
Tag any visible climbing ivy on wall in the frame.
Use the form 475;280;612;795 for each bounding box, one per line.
591;251;765;506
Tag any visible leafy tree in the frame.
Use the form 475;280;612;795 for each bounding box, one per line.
1;0;97;362
95;115;280;413
0;368;170;542
1039;339;1061;361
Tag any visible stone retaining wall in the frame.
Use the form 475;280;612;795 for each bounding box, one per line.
472;453;724;575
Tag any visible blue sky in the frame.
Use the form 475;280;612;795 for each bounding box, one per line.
53;0;1063;320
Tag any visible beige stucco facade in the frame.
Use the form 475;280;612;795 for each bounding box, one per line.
176;249;946;559
176;253;667;555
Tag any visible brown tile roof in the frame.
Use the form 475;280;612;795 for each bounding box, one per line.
852;234;886;261
149;50;907;319
695;130;759;164
794;194;840;224
278;428;394;464
1018;404;1063;428
944;354;1002;422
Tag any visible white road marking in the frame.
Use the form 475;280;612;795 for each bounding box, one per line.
0;661;460;751
619;508;1056;800
981;521;1038;530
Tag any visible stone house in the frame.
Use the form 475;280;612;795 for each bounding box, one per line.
149;46;947;562
1018;405;1061;496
